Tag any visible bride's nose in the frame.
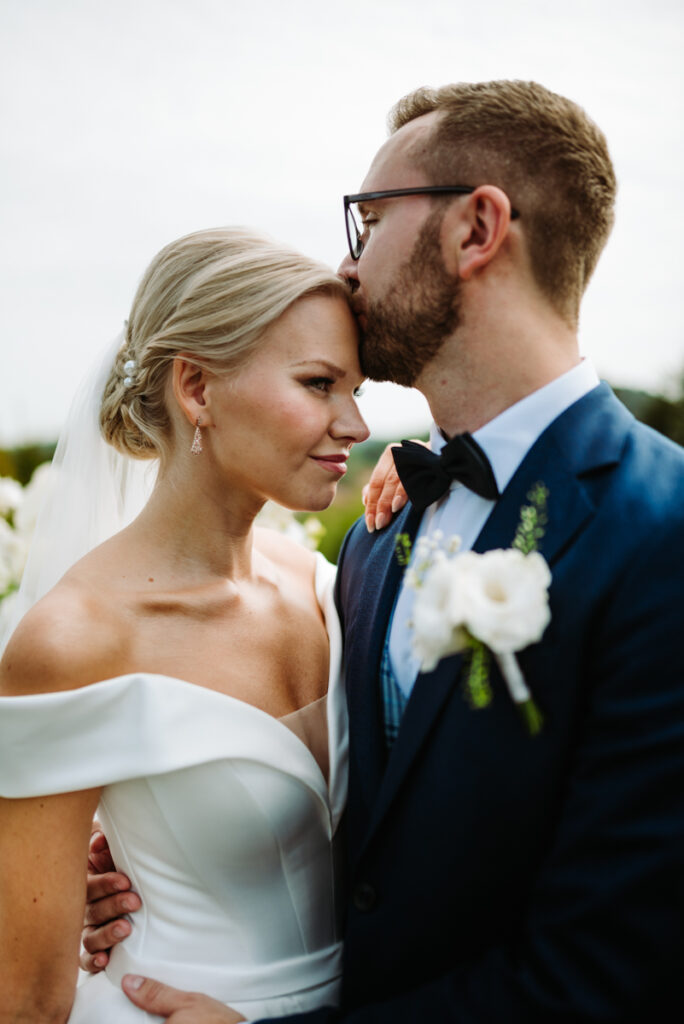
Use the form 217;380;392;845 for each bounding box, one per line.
331;400;370;445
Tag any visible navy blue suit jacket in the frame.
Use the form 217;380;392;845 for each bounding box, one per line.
273;384;684;1023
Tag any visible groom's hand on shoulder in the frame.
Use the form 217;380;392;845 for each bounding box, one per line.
80;827;142;972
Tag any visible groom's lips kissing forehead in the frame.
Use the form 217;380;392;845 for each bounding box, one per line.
350;296;368;330
310;453;349;476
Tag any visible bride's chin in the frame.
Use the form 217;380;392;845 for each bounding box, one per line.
287;485;338;514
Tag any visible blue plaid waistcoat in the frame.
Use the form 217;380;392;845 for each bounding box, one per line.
380;633;409;749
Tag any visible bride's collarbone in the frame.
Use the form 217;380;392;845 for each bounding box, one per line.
114;577;330;714
127;568;322;628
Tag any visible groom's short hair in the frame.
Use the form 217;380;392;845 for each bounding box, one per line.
388;80;616;326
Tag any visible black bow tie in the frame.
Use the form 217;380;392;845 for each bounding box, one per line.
391;434;500;513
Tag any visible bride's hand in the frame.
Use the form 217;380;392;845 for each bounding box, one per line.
80;827;142;972
362;439;427;532
122;974;246;1022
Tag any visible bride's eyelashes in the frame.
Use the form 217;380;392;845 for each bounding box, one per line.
302;377;365;399
304;377;335;393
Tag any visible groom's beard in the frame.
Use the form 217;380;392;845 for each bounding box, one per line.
358;209;462;387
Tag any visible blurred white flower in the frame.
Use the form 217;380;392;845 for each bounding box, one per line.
256;501;324;551
0;518;29;596
14;464;55;538
0;463;54;608
0;477;24;519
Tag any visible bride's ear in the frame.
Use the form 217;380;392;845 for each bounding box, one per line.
172;356;213;428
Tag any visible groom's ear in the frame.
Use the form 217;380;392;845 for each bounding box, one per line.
172;356;213;428
441;185;516;281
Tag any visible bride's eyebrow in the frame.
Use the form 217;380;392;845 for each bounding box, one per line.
291;359;345;378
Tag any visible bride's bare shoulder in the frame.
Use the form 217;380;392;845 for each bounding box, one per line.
0;578;127;697
254;526;318;581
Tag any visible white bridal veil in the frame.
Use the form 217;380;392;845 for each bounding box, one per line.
0;330;157;653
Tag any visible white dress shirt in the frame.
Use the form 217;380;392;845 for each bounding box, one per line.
388;359;600;697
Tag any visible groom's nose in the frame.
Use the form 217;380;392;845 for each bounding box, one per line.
337;251;359;287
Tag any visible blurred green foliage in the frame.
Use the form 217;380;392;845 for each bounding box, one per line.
613;378;684;448
2;379;682;563
0;443;56;485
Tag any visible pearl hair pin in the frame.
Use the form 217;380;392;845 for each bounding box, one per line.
123;359;136;387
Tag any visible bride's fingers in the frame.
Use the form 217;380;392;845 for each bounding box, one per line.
375;468;407;524
363;444;402;532
84;888;141;928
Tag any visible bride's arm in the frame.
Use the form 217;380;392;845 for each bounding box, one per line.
0;788;102;1022
0;603;105;1021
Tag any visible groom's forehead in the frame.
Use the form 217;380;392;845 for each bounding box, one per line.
360;112;439;191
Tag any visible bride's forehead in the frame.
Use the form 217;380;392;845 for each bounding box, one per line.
253;299;359;363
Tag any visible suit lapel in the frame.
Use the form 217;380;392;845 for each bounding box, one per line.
346;503;422;812
477;382;629;565
358;384;631;851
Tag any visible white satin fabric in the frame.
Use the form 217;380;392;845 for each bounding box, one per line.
0;555;346;1023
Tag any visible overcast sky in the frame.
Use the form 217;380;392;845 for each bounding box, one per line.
1;0;682;446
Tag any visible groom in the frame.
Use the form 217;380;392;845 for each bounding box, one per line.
93;80;684;1021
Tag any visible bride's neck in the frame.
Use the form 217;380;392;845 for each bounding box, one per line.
129;469;263;583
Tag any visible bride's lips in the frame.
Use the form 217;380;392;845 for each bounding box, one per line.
310;454;349;476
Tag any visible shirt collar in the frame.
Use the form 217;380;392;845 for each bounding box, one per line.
430;359;600;493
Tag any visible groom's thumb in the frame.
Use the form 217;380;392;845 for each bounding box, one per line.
122;973;194;1015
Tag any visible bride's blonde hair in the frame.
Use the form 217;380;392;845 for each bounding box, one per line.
100;227;349;461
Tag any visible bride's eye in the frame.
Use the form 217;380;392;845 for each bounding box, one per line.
353;384;365;398
305;377;333;393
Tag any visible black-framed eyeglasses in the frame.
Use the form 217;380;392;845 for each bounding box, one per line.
343;186;520;261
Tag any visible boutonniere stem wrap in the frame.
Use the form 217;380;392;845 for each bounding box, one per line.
494;652;544;735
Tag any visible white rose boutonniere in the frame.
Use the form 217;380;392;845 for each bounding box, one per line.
455;548;551;656
399;483;551;734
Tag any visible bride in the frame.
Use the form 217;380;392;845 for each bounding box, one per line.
0;227;381;1022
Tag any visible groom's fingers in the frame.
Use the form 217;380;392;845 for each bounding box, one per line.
84;886;141;926
88;828;117;873
85;869;133;904
122;974;195;1015
81;916;132;965
81;882;141;972
122;974;246;1022
363;443;406;532
80;930;112;973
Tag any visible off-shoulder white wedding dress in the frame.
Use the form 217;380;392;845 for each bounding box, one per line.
0;555;346;1023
